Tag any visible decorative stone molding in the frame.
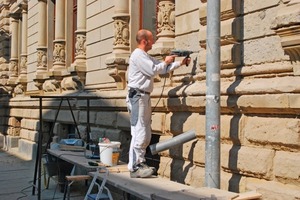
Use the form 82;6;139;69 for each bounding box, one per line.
105;0;130;89
106;57;128;89
271;0;300;76
271;0;300;66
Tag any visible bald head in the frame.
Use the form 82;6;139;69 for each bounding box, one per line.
136;29;152;44
135;29;154;52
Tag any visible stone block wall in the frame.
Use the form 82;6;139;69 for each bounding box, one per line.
0;0;299;199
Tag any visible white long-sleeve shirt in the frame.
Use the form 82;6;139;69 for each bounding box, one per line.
127;48;181;93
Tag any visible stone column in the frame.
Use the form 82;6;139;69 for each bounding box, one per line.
36;0;47;75
151;0;175;52
51;0;67;76
105;0;130;89
7;14;19;86
15;3;28;95
18;5;28;83
68;0;87;86
0;2;10;85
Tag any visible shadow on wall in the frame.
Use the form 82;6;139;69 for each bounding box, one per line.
226;0;245;193
166;81;197;184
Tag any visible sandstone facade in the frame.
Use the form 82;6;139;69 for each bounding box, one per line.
0;0;299;199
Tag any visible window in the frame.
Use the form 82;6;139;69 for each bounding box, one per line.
140;0;157;41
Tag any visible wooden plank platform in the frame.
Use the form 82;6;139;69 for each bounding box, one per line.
90;170;239;200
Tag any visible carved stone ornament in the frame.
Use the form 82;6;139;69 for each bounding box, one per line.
42;79;60;92
113;18;130;47
9;60;18;77
53;42;65;63
14;84;24;95
61;76;83;91
157;1;175;35
37;49;47;70
75;34;86;57
19;56;27;74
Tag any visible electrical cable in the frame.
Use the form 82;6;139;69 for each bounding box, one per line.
152;75;167;113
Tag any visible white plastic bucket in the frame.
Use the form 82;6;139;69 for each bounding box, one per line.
98;141;121;166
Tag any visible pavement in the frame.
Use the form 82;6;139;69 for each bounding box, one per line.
0;149;88;200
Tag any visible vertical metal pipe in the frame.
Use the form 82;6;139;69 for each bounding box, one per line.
205;0;221;188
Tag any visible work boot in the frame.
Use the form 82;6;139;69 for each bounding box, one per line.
130;163;153;178
140;162;156;174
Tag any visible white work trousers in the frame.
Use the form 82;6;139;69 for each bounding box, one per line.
127;92;152;171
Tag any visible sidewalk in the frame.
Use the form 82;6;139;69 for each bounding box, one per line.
0;149;87;200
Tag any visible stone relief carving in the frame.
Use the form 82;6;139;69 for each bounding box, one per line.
42;79;60;92
53;42;65;63
9;60;18;77
157;1;175;35
75;34;86;57
19;56;27;74
37;49;47;70
14;84;24;95
113;18;130;47
61;76;83;91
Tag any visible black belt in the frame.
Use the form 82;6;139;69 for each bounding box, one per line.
129;88;150;95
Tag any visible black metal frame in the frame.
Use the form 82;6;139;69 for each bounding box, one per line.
30;95;99;200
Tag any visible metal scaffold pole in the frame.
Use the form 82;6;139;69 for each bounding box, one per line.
205;0;221;188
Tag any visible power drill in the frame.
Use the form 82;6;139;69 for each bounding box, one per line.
170;50;194;66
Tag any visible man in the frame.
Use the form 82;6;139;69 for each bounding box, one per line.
127;29;191;178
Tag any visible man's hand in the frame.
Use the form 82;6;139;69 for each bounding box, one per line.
164;55;176;65
180;57;191;66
